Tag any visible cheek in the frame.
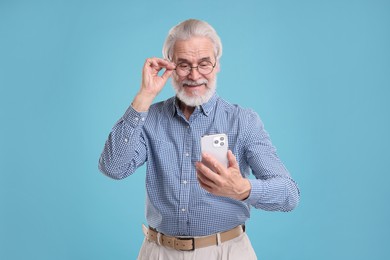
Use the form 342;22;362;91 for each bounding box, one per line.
172;72;184;81
205;74;216;82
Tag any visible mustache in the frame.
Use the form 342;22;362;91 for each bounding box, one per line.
181;79;208;86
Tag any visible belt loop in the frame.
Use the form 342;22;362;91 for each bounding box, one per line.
157;232;162;246
142;224;149;241
216;232;221;246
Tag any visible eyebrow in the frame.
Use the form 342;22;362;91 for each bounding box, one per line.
176;57;213;64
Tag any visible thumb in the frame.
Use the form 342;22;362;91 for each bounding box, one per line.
161;69;173;82
227;150;239;169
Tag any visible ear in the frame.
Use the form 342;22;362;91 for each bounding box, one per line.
215;60;221;73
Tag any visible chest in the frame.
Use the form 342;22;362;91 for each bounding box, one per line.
143;111;243;166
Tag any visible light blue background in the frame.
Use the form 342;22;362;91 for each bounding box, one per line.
1;0;389;259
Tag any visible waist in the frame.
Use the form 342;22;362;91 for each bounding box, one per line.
146;196;250;236
142;224;246;251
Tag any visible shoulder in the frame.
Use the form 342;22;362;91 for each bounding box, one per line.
215;97;266;141
149;97;175;114
216;97;261;122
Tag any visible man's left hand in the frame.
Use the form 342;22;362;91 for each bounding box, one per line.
196;150;251;200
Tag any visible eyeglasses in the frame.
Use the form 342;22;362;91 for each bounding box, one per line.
174;60;216;77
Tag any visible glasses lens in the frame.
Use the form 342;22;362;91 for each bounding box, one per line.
176;63;190;76
198;61;213;75
175;61;214;76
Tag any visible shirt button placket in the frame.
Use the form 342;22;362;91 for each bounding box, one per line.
178;124;192;234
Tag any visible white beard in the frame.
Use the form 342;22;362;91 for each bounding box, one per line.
171;77;217;107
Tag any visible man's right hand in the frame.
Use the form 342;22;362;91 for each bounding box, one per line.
132;58;176;112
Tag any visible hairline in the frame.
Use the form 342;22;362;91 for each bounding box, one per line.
162;19;222;62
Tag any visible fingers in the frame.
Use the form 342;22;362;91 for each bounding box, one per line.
200;151;238;174
201;153;224;174
196;161;221;189
196;154;225;191
196;167;216;190
197;151;249;200
196;160;217;178
144;57;175;71
139;57;175;97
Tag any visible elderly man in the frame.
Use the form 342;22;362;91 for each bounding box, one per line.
99;19;299;259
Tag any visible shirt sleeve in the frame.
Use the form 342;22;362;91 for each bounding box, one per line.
243;110;300;211
98;105;149;180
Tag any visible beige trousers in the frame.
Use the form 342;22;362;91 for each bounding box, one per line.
137;232;257;260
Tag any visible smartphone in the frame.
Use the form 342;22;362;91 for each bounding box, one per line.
201;133;229;168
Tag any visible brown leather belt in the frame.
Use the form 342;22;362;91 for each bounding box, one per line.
142;224;245;251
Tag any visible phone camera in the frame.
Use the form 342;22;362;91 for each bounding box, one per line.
220;142;225;146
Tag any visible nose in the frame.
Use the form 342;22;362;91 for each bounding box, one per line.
187;67;201;80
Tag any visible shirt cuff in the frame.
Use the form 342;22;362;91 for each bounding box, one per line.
244;179;263;206
122;105;148;128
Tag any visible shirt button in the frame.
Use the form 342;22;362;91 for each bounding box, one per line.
181;208;186;212
135;117;139;121
124;138;128;143
183;180;188;184
185;153;189;157
141;117;145;121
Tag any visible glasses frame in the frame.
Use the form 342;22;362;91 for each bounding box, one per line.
173;59;217;77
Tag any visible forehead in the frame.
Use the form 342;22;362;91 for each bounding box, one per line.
172;37;214;62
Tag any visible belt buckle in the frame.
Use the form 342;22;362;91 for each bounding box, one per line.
176;237;195;251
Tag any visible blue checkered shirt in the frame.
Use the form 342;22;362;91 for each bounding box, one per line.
99;93;299;236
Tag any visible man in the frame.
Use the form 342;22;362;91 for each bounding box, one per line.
99;19;300;259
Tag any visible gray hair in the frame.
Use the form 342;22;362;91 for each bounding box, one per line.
162;19;223;61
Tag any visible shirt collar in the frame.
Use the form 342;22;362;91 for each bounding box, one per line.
172;92;219;117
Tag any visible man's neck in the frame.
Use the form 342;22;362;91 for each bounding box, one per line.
179;101;196;120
